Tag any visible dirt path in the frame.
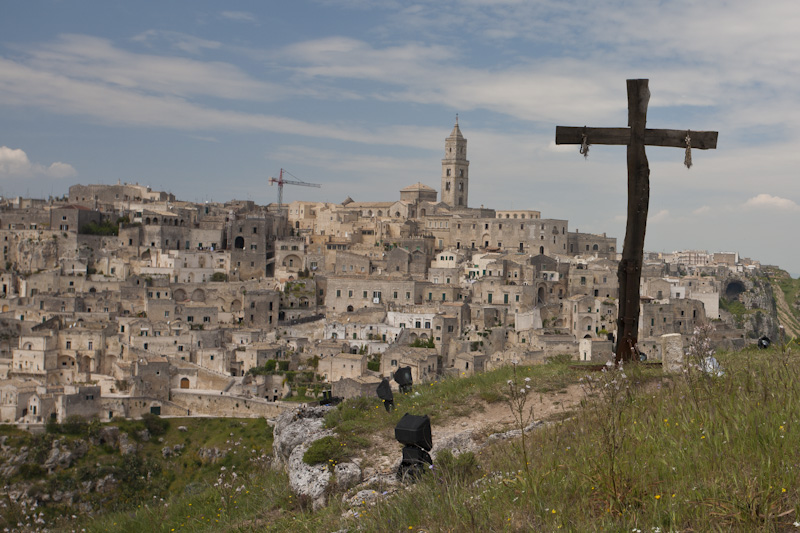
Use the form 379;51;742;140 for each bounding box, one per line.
360;383;585;473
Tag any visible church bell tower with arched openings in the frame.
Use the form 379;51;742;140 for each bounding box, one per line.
441;116;469;208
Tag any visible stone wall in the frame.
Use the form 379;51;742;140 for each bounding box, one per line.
169;390;287;418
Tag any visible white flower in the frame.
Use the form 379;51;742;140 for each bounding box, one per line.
507;380;513;385
524;377;531;382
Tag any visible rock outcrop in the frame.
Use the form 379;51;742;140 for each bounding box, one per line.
272;406;364;510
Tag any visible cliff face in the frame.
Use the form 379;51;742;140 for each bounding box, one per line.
719;274;780;342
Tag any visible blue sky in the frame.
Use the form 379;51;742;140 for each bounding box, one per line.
3;1;800;274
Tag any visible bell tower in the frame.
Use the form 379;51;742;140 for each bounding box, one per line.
441;116;469;208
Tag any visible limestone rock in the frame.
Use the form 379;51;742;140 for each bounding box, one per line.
661;333;684;373
272;406;332;465
44;439;87;472
287;440;332;511
98;426;119;447
95;473;116;493
488;421;543;442
334;462;362;491
198;447;226;462
273;405;338;509
344;488;392;508
431;429;479;458
118;433;138;455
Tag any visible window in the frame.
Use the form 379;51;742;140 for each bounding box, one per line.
187;316;194;322
336;290;341;297
66;341;71;349
203;316;210;323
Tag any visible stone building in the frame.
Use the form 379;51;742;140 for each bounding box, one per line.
441;119;469;208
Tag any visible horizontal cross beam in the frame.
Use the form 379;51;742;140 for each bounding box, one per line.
555;126;718;150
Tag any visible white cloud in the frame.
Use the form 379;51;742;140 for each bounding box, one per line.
220;11;258;23
0;147;77;179
650;209;670;222
132;30;222;54
693;205;711;215
22;34;280;101
743;193;800;211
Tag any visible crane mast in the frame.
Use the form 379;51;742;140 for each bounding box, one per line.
268;168;321;214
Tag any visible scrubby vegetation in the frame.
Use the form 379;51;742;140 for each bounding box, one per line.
78;217;127;236
6;340;800;531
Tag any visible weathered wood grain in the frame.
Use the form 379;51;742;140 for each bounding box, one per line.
555;126;718;149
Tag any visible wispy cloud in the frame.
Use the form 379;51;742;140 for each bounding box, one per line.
132;30;222;55
743;193;800;211
18;34;280;101
220;11;258;23
650;209;670;222
0;147;76;179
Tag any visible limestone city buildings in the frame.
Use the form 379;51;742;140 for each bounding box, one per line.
0;119;758;425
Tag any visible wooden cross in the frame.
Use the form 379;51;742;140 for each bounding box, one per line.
555;79;718;363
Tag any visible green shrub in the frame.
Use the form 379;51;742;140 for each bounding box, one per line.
210;272;228;282
302;436;351;469
410;337;435;348
18;463;46;480
265;359;277;372
367;354;381;372
278;361;290;372
434;449;479;483
61;415;88;436
141;413;169;437
478;389;503;403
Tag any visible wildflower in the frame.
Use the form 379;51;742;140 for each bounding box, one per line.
655;494;661;500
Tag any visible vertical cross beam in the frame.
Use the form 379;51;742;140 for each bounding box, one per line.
555;79;718;363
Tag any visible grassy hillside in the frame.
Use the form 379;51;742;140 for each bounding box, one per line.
0;417;275;531
765;266;800;338
6;341;800;531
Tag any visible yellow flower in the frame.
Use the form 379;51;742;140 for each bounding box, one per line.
655;494;661;499
783;488;787;493
552;509;557;514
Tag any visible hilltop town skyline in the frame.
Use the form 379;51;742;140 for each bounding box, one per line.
3;2;800;275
